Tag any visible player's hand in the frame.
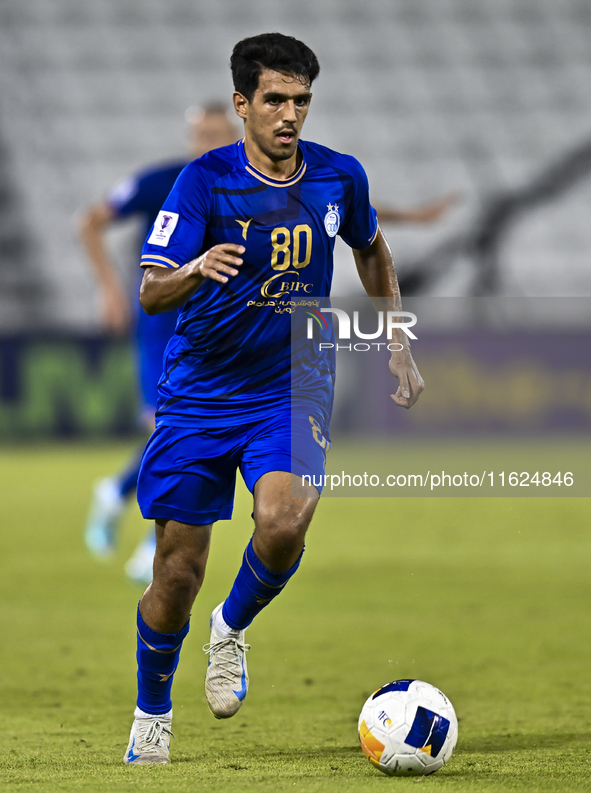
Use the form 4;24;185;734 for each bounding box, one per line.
377;192;461;225
388;350;424;409
407;192;460;224
100;284;131;335
411;192;461;223
190;243;245;284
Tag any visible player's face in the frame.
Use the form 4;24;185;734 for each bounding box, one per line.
234;68;312;164
188;112;239;158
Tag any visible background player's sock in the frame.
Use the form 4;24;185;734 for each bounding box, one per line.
117;444;145;499
222;539;303;630
136;607;189;715
125;526;157;586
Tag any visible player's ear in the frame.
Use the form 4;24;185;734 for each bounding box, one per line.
233;92;248;120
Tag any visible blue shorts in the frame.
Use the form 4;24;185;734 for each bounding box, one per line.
137;410;330;525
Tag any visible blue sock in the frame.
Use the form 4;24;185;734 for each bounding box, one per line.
117;445;144;499
222;539;303;630
136;607;189;715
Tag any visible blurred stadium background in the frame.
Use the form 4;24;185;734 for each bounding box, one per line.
2;0;591;329
1;4;591;788
0;0;590;441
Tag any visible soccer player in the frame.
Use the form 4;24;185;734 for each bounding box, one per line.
124;32;424;765
80;104;239;583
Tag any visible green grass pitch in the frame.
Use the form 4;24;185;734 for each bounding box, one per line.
1;442;591;792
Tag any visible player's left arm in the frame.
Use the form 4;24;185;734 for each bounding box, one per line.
353;228;424;409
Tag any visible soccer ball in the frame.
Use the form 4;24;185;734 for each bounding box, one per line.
358;679;458;776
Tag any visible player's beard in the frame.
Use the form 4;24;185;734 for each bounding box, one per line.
275;145;297;160
266;139;299;163
251;127;300;164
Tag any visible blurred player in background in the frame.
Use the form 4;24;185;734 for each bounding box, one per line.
80;103;239;584
375;194;458;226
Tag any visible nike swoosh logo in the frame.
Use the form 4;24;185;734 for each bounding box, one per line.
127;736;142;763
232;658;248;701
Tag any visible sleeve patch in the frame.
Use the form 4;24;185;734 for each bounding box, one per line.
147;211;180;247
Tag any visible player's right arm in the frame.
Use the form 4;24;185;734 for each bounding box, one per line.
79;201;131;334
140;244;245;314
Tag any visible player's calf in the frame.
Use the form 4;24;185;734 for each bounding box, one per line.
204;536;304;718
126;522;210;764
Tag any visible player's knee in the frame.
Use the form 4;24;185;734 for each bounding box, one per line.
153;550;204;599
255;501;310;548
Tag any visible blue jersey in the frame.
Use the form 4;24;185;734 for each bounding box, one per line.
106;160;186;410
107;161;185;341
140;139;378;428
108;160;188;241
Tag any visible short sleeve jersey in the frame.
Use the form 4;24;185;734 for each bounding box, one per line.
140;139;378;428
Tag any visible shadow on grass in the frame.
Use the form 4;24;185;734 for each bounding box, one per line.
174;745;363;764
458;732;591;753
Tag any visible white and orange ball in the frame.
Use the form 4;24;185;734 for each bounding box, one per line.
358;679;458;776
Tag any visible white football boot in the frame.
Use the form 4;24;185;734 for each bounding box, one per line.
124;527;156;586
123;712;173;765
84;477;125;559
203;603;250;719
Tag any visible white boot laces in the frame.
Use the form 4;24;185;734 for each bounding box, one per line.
203;637;250;682
136;718;174;753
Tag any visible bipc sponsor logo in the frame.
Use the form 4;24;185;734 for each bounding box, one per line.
261;271;314;298
306;308;418;352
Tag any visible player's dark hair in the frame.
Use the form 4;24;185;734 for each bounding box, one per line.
231;33;320;101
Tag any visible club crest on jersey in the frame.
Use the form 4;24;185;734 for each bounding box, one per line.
324;203;340;238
